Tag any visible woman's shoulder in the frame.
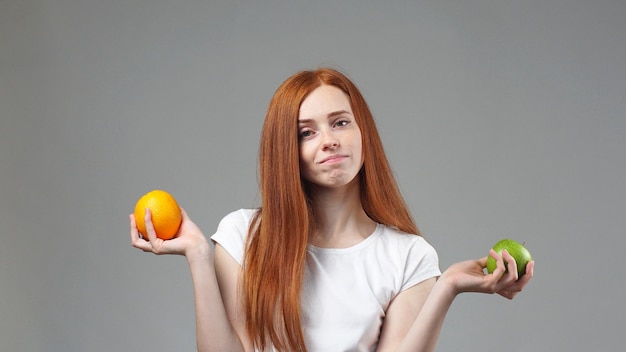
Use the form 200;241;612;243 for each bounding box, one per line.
376;224;439;262
378;224;433;248
213;208;259;240
377;225;441;289
218;208;258;226
211;208;259;266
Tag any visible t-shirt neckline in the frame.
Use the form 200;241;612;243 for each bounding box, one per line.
306;223;383;254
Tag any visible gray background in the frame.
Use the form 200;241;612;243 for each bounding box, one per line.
1;1;625;351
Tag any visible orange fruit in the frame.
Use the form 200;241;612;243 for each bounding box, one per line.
133;190;182;240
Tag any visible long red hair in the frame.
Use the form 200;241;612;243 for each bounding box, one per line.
244;68;419;351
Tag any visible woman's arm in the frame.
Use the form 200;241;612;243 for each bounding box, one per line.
376;278;438;352
130;209;251;351
377;249;535;352
212;243;255;352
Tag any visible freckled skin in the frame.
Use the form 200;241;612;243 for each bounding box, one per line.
298;85;364;189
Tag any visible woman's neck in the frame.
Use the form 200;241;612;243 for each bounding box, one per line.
308;179;377;248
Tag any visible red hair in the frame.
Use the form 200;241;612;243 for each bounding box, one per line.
244;68;419;351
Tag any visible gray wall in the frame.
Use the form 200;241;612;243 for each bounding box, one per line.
1;1;625;351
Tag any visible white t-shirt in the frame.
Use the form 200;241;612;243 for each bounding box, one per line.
211;209;441;352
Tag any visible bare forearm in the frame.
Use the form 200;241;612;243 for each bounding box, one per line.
186;245;244;352
396;276;457;352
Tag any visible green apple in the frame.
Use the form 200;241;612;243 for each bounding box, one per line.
485;239;532;277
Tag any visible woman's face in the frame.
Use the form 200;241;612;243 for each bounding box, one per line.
297;85;364;189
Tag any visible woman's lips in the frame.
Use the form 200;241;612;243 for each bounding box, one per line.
318;155;348;164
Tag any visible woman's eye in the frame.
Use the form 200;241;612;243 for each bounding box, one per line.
299;130;313;138
335;120;349;127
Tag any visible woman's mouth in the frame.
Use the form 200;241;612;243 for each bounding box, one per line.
319;155;348;164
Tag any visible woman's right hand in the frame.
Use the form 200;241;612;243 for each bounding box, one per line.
130;207;211;259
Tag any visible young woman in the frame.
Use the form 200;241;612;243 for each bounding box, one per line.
130;68;534;352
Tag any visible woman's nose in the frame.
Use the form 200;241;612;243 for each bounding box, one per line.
321;131;339;150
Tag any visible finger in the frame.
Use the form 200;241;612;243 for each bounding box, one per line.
493;250;519;292
497;282;523;299
514;260;535;288
498;260;535;297
129;214;138;242
501;250;519;282
143;208;159;243
130;214;153;252
180;207;189;220
498;290;518;300
490;249;506;279
527;260;535;275
477;255;489;268
143;208;168;254
177;207;189;235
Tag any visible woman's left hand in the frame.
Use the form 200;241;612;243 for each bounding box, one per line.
441;249;534;300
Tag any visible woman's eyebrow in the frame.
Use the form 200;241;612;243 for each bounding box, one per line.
327;110;351;118
298;110;352;123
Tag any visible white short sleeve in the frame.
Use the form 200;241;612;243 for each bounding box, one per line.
401;236;441;292
210;208;258;265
